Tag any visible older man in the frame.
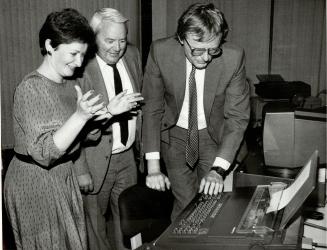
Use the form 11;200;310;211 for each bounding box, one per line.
76;8;143;250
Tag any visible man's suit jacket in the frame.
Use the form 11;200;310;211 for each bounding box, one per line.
142;37;250;164
76;44;143;194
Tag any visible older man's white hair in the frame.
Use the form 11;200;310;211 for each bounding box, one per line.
90;8;128;34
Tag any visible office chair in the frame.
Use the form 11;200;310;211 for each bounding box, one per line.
118;184;174;249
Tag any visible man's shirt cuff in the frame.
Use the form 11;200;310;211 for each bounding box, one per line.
145;153;230;170
145;152;160;160
213;157;230;170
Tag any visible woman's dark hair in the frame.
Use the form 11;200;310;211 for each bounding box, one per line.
176;3;229;42
39;8;95;56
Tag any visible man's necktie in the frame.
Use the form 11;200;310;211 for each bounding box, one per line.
109;64;129;145
185;66;199;168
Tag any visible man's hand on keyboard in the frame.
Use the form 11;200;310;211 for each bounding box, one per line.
199;171;224;195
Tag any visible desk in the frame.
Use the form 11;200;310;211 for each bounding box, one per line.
135;152;324;250
303;206;327;249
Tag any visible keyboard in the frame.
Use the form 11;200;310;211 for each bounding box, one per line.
172;193;228;235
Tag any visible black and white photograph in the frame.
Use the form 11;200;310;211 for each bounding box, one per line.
1;1;326;250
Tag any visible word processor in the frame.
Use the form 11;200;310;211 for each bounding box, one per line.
153;151;318;250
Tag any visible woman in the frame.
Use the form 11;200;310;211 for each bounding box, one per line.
3;8;140;250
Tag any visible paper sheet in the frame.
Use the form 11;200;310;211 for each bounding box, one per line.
266;159;311;213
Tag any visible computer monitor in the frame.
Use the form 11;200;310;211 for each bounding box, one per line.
263;107;326;168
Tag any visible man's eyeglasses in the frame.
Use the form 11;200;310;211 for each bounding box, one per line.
184;39;222;56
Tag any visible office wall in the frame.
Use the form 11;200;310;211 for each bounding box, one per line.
152;0;326;96
271;0;326;95
0;0;141;148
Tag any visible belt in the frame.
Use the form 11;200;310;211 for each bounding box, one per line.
15;153;72;169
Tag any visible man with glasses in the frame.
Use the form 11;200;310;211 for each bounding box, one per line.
142;3;250;220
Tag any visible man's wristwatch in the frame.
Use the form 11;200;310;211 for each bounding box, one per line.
210;166;226;178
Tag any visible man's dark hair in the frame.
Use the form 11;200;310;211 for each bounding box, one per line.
176;3;229;42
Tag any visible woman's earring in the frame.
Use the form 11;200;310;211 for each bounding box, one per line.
47;51;52;55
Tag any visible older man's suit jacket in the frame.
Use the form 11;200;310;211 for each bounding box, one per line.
142;37;250;164
76;44;143;194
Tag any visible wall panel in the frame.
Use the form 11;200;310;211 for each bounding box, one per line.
272;0;326;94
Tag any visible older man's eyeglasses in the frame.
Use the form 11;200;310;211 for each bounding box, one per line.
184;39;222;56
